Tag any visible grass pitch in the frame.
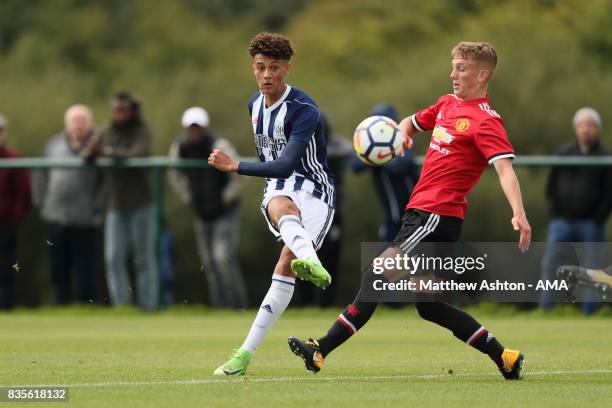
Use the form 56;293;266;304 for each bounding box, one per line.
1;306;610;407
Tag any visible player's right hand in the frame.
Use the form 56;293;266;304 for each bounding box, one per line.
208;149;239;172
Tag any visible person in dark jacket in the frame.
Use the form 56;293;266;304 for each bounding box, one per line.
168;106;247;309
83;92;158;311
540;107;611;314
0;114;32;309
350;104;419;242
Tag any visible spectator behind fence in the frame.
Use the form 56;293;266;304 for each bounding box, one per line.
540;107;612;315
33;105;104;304
83;92;158;311
350;104;420;242
168;107;248;309
295;112;352;307
0;114;32;310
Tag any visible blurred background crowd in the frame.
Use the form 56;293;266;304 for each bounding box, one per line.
0;0;611;313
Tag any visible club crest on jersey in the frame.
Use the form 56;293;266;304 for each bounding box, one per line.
455;118;470;133
432;126;455;144
274;124;284;136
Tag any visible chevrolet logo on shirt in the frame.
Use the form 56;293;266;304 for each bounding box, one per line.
430;125;455;155
432;125;455;144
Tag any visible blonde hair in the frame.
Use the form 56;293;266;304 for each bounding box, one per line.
451;42;497;78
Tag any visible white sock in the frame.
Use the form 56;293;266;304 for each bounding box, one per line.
278;214;319;261
242;275;295;354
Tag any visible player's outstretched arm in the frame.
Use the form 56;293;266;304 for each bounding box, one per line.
208;139;307;178
397;115;418;151
493;158;532;252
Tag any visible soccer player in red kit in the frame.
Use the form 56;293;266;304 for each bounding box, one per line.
288;42;532;380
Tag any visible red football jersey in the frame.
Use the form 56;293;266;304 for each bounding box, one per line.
407;94;515;219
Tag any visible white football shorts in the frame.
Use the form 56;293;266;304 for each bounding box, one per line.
260;189;335;251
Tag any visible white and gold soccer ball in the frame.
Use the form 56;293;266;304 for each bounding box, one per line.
353;115;402;166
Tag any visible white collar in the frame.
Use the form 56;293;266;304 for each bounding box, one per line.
263;85;292;112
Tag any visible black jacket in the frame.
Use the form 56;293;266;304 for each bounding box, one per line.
546;140;612;223
178;134;238;221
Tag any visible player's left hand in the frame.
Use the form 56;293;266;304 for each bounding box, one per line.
397;119;414;154
512;213;531;252
402;135;414;153
400;134;414;157
208;149;238;172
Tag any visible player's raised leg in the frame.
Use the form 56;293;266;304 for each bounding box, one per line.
267;196;331;288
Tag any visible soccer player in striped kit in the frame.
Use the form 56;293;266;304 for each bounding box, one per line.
289;42;532;380
209;32;335;375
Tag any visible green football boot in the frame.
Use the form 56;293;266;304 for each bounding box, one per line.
213;347;252;376
291;258;332;288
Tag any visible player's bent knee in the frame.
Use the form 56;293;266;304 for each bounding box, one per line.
267;197;300;225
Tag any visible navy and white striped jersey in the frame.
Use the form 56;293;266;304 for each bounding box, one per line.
248;85;335;207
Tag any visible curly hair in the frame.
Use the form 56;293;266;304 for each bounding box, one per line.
249;32;294;60
451;41;497;74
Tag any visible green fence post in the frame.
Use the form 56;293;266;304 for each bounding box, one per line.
153;166;165;310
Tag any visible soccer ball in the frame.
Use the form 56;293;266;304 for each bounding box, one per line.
353;115;403;166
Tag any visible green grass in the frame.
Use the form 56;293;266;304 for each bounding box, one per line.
0;306;611;407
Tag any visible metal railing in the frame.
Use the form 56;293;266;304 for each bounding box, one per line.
2;154;611;236
3;155;612;169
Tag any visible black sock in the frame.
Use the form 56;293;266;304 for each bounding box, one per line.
415;300;504;367
471;330;505;368
317;320;352;358
318;294;377;357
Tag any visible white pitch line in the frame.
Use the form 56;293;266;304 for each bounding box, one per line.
4;369;611;389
